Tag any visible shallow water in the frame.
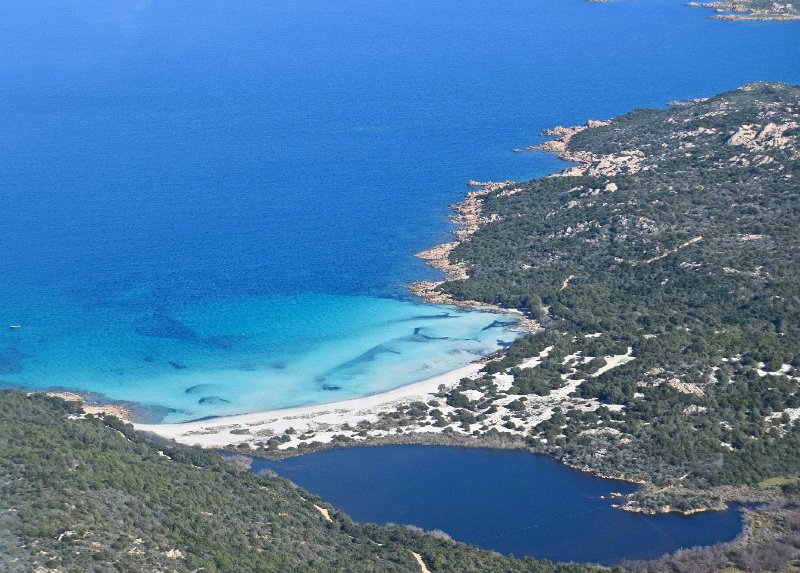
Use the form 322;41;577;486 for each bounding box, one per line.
253;445;744;565
1;292;516;422
0;0;798;420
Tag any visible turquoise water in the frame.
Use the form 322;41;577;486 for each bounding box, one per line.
1;291;514;422
0;0;798;421
253;446;744;565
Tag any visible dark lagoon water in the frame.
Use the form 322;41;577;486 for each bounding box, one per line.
0;0;798;420
253;445;743;565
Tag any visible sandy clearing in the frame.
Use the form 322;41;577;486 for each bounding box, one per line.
643;236;702;265
518;345;553;369
313;504;332;522
43;391;133;420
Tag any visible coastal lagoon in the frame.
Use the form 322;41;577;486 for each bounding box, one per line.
254;445;744;565
1;0;799;420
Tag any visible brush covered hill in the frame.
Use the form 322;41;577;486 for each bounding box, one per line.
0;390;608;573
434;82;800;495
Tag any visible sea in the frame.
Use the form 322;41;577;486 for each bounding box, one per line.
3;0;799;422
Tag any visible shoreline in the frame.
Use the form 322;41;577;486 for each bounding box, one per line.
46;383;760;520
133;125;628;471
57;113;764;520
527;119;653;179
685;1;800;20
408;179;513;306
408;179;541;331
132;174;551;451
134;362;486;448
41;390;134;421
37;136;579;440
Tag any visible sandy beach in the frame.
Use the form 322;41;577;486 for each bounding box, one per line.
134;343;632;458
134;362;484;448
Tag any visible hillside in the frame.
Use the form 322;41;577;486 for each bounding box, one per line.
0;391;607;573
425;83;800;504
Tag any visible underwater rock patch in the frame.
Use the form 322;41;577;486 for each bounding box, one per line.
315;343;402;383
185;384;216;395
482;319;516;331
198;396;230;405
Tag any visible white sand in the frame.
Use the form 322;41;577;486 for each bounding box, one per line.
134;363;482;448
134;346;636;452
517;345;553;369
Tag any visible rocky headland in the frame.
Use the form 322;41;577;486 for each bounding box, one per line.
686;0;800;20
409;179;517;307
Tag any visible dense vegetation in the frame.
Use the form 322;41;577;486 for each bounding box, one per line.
437;83;800;491
0;390;611;573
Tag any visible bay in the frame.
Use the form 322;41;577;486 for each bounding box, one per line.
0;0;797;419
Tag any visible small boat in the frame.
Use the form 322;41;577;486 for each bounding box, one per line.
8;324;21;330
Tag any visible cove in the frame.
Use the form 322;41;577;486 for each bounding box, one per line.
252;445;743;565
0;0;798;419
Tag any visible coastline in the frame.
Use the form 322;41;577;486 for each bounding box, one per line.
49;112;773;522
408;179;542;331
42;390;134;420
409;179;513;305
37;122;622;448
132;175;553;452
134;362;486;448
527;119;652;179
133;125;641;475
686;1;800;20
59;102;787;522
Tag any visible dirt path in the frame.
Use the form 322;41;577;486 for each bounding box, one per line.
411;551;431;573
313;504;332;522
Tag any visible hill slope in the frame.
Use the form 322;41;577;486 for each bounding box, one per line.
0;391;603;573
431;82;800;502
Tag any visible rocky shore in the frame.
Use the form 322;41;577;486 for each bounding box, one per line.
408;118;657;317
43;390;133;420
409;180;522;306
530;120;653;178
686;0;800;20
408;179;541;333
588;0;800;19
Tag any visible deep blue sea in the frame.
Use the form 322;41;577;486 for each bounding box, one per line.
253;446;744;565
0;0;798;422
